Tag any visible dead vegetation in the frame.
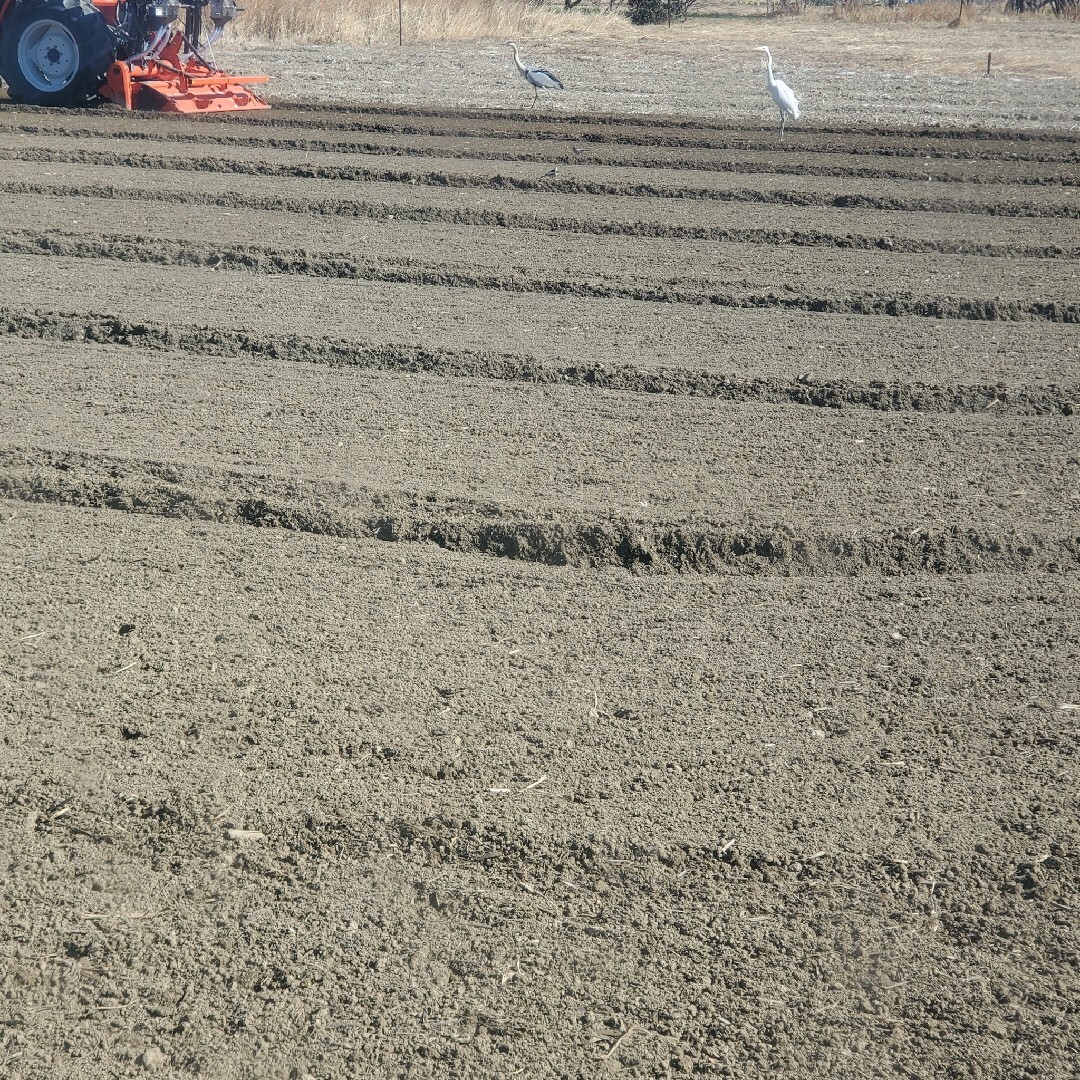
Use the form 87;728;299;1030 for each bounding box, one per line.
830;0;974;22
225;0;1080;82
230;0;623;45
826;0;1076;23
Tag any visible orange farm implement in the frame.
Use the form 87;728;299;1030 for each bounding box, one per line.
0;0;268;112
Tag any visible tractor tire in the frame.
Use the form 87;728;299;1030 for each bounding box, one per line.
0;0;116;106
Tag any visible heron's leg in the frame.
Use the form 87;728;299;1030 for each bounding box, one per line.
532;86;538;110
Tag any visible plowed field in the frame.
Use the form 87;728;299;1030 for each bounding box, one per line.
1;102;1078;1080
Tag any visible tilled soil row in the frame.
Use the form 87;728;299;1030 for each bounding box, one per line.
4;308;1075;415
2;97;1078;1080
12;100;1080;158
6;258;1071;389
6;228;1074;323
4;499;1076;1080
150;101;1080;158
3;500;1076;1080
5;144;1076;218
4;179;1073;259
3;120;1077;185
2;448;1075;577
19;792;1074;1065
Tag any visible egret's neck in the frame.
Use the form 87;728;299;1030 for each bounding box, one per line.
763;54;775;87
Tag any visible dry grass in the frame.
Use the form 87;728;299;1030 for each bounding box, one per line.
661;4;1080;77
832;1;1079;25
231;0;625;45
823;0;1075;23
831;0;972;22
225;0;1080;79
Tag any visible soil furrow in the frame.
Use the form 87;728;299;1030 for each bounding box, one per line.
2;90;1078;1080
5;257;1072;389
4;229;1074;323
2;179;1072;259
4;337;1073;538
3;495;1078;1079
3;308;1074;416
3;144;1075;218
1;120;1075;185
7;99;1080;153
2;448;1075;577
144;101;1080;158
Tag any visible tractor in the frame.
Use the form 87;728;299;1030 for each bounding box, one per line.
0;0;268;112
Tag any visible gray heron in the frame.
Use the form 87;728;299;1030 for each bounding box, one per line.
506;41;564;109
754;46;800;144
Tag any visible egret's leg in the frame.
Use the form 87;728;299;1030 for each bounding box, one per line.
779;108;785;145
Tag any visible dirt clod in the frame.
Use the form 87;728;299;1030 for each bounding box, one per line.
138;1047;166;1071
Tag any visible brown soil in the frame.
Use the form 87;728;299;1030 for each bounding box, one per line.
0;99;1078;1080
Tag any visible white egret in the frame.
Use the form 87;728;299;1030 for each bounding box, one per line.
754;46;800;144
506;41;564;109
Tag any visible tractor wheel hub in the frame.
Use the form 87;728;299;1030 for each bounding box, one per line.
18;20;80;90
